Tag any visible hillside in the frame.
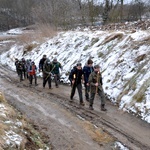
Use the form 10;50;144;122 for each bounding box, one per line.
0;22;150;124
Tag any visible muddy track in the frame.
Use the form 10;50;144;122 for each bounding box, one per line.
1;64;150;150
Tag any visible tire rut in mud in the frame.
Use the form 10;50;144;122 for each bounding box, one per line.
0;65;150;150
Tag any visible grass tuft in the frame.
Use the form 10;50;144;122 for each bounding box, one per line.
0;92;6;103
102;33;123;45
133;77;150;102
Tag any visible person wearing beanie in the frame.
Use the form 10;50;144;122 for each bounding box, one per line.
69;62;85;106
88;65;107;111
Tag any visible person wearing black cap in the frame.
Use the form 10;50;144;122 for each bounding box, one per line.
39;54;47;72
70;63;85;106
88;65;107;111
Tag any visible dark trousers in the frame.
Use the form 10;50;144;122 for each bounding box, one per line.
29;74;37;85
43;76;52;88
22;69;27;79
54;74;60;86
89;88;106;107
18;69;23;81
16;68;20;76
84;83;90;100
70;83;83;103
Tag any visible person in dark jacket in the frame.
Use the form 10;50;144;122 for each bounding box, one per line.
21;58;27;79
70;63;85;106
83;59;94;101
52;58;62;88
15;58;20;76
17;60;23;82
43;59;53;89
39;54;47;72
88;65;107;111
69;66;76;86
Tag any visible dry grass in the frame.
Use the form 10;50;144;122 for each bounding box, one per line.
0;123;8;135
102;33;123;45
36;24;57;39
0;92;6;103
135;54;147;62
0;91;49;149
17;24;57;45
133;77;150;102
82;121;114;145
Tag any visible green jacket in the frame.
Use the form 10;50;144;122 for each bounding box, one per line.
43;61;53;78
52;61;62;74
88;71;103;93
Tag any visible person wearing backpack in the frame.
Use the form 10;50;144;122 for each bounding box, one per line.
88;65;107;111
39;54;47;72
70;63;85;106
83;59;94;102
52;58;62;88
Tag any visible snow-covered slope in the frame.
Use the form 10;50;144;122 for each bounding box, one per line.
0;27;150;123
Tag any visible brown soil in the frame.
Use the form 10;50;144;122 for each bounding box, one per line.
0;64;150;150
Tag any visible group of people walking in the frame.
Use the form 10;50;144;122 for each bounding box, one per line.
69;59;107;111
15;58;37;85
39;55;62;89
15;55;107;111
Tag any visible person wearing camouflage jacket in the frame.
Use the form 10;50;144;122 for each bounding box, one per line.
43;59;54;89
88;65;107;111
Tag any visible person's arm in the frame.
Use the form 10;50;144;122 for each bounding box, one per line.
88;73;96;86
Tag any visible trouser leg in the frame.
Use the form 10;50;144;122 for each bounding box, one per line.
29;75;33;84
70;84;76;99
19;70;23;81
16;68;19;76
98;88;106;105
77;83;83;103
89;93;95;107
98;88;107;111
43;76;48;88
48;76;52;88
23;70;26;79
34;74;37;85
85;84;90;101
54;74;58;86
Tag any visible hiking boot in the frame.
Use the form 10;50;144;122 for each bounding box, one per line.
89;106;94;110
101;104;107;111
80;102;85;106
86;98;89;102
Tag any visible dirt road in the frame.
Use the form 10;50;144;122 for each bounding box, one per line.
0;63;150;150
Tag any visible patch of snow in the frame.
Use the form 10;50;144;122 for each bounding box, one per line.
0;28;150;124
114;141;129;150
4;130;23;147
